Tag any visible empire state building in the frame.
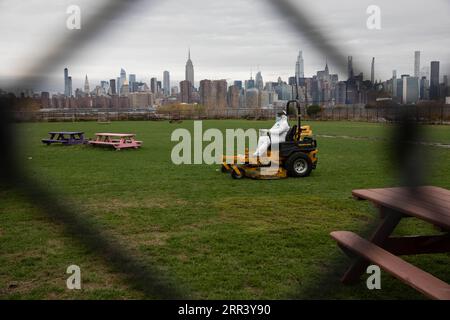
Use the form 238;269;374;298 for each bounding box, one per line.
185;49;194;88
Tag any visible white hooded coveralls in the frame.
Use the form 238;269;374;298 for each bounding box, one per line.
253;115;290;157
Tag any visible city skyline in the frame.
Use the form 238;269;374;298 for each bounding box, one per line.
20;46;450;110
51;50;449;96
0;0;449;92
6;47;449;95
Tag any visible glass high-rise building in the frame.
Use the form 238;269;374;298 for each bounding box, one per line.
67;76;72;97
402;76;420;104
150;77;158;94
129;74;136;93
110;79;116;95
430;61;440;100
233;81;243;90
119;68;126;93
163;71;170;96
255;71;264;90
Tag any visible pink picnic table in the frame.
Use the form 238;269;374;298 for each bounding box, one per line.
88;133;142;150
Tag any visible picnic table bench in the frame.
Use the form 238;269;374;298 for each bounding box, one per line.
331;186;450;300
88;133;142;150
42;131;86;145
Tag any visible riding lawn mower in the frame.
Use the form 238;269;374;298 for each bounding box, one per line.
221;100;318;179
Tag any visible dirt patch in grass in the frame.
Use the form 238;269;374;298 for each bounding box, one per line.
84;196;189;212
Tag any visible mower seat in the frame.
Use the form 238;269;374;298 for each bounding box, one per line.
285;125;297;142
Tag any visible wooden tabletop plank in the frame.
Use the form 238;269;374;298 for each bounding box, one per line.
352;187;450;230
371;188;450;213
354;188;450;217
95;133;135;137
379;186;450;206
420;186;450;204
48;131;84;135
353;187;450;211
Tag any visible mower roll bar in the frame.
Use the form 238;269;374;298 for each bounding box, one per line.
286;99;302;134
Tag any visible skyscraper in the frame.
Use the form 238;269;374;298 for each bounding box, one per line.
245;88;259;109
120;78;129;96
245;71;255;90
295;51;304;84
157;81;162;93
430;61;440;100
233;80;243;90
371;57;375;84
64;68;69;96
347;56;354;80
84;75;90;94
414;51;420;78
200;80;213;108
227;85;241;109
199;79;227;109
120;68;126;92
110;79;116;95
180;80;192;103
402;76;420;104
67;76;72;97
129;74;136;93
215;80;228;109
185;49;194;88
163;71;170;96
444;75;449;98
392;70;397;97
150;77;158;94
255;71;264;90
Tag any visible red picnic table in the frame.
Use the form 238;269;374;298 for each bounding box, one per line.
331;186;450;300
88;133;142;150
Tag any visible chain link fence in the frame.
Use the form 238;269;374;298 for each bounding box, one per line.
1;0;446;300
12;105;450;124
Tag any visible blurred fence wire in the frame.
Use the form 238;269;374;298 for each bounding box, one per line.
268;0;426;186
0;0;441;299
1;0;185;299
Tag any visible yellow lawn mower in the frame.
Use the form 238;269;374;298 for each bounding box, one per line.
221;100;318;179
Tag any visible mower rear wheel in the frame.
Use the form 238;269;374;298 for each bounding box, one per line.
231;167;245;179
285;152;313;177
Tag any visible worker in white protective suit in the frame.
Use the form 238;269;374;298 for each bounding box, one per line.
253;110;290;157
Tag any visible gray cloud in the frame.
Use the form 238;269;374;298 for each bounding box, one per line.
0;0;449;93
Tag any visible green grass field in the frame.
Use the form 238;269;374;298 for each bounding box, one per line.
1;120;449;299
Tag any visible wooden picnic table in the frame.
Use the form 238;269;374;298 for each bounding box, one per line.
331;186;450;300
88;133;142;150
42;131;86;145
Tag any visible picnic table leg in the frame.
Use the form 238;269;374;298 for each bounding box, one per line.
341;207;404;284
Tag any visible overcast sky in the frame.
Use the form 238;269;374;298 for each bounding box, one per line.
1;0;449;93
